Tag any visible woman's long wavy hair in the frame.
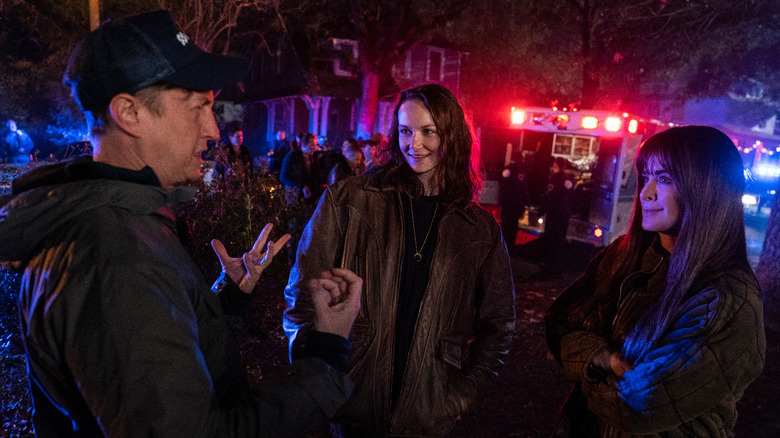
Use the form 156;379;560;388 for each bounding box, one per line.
618;126;751;361
371;84;482;207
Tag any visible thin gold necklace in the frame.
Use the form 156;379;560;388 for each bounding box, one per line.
409;195;439;262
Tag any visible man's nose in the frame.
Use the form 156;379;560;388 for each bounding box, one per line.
204;114;219;141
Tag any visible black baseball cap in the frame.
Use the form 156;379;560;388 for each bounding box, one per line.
63;10;249;112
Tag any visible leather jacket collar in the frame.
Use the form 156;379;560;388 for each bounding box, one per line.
361;171;480;225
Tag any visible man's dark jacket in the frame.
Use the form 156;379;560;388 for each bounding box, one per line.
0;157;352;437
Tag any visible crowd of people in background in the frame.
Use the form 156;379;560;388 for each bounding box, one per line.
209;124;382;192
204;124;386;268
208;121;385;216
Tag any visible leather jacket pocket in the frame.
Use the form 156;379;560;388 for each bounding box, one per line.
438;335;474;418
346;317;374;371
438;335;466;370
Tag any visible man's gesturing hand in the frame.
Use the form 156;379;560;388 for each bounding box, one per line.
212;223;291;294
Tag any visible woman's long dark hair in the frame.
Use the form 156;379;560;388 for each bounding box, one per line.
619;126;750;361
372;84;482;207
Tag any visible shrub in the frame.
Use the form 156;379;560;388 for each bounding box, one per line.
176;164;308;286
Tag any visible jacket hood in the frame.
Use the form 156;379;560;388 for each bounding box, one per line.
0;159;197;267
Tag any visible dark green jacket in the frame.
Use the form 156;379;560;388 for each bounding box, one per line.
0;158;351;437
546;236;765;437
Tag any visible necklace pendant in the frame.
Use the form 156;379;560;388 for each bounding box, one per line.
408;196;438;264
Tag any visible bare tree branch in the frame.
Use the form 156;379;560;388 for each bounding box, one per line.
156;0;277;53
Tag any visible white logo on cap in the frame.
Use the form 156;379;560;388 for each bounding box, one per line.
176;32;190;46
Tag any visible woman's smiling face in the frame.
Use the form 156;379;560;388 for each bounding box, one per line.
640;157;683;248
397;99;442;176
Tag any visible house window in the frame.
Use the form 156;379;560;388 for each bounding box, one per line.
393;52;412;79
427;48;444;81
332;38;358;77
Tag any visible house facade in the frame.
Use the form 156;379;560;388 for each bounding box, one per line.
223;37;467;155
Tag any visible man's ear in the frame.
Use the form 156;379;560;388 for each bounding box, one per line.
108;93;143;137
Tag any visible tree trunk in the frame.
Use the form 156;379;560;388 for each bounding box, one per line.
756;179;780;331
356;71;380;140
579;0;600;108
582;58;600;108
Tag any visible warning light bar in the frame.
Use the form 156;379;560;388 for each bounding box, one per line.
508;107;654;135
605;117;622;132
581;116;598;129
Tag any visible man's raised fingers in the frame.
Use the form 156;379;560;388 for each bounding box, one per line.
210;239;230;267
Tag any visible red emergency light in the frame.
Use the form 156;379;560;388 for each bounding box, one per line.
581;116;598;129
605;117;621;132
628;119;639;134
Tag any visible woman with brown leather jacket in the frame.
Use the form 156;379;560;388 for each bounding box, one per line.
284;84;516;437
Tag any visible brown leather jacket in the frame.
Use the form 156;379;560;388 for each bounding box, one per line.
284;173;516;437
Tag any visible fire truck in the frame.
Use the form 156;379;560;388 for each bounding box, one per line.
478;106;673;246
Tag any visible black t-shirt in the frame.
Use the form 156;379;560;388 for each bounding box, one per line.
392;194;443;406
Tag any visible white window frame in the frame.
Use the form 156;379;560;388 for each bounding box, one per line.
332;38;358;77
426;47;445;81
392;51;412;79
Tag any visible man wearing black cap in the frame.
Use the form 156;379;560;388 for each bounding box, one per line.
0;10;361;437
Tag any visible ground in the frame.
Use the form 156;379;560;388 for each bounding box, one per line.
1;242;778;437
450;266;575;438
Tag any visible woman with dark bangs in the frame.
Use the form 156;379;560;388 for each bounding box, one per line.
284;84;516;437
545;125;765;436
